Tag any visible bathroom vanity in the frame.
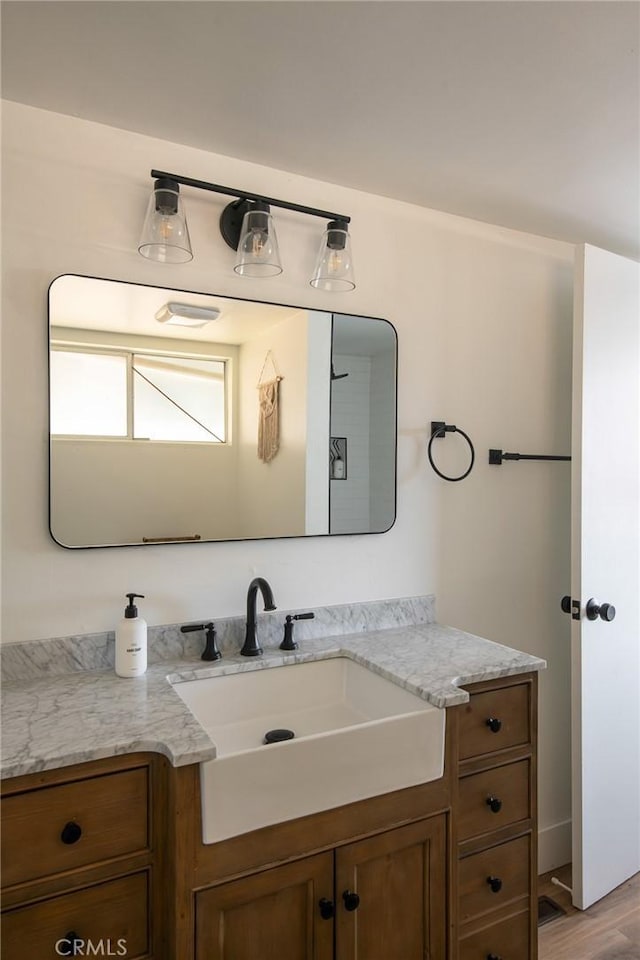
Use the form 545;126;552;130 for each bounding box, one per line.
0;606;543;959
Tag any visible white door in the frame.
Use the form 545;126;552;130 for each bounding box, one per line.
570;243;640;909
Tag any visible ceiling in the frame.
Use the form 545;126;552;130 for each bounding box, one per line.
49;275;306;345
2;1;639;259
48;275;391;358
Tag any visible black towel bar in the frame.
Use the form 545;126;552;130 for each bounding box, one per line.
489;449;571;465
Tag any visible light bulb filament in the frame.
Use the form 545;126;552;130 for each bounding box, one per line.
328;249;343;274
251;230;268;258
159;216;174;242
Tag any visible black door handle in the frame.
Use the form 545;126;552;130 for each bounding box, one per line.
318;898;335;920
342;890;360;911
586;598;616;622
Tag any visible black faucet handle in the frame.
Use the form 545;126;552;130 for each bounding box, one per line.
202;622;222;662
279;612;315;651
180;621;222;662
280;615;298;651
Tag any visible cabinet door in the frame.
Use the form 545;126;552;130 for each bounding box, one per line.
195;851;334;960
335;815;447;960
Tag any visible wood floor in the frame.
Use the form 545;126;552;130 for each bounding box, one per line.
538;864;640;960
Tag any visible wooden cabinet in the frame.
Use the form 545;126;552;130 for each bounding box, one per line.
335;815;446;960
453;674;538;960
1;671;538;960
168;671;537;959
195;816;446;960
195;852;334;960
1;754;163;960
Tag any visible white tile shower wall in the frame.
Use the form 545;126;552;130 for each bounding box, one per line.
330;355;371;533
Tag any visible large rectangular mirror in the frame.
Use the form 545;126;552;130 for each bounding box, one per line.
48;275;397;547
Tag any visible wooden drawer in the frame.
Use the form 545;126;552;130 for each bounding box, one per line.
1;767;149;887
458;760;530;843
459;834;530;924
459;684;530;761
1;870;149;959
459;908;530;960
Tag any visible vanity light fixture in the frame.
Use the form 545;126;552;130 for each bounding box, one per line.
231;200;282;278
139;169;355;291
310;220;355;292
138;178;193;263
155;302;222;328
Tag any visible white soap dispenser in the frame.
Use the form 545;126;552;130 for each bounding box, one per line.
115;593;147;678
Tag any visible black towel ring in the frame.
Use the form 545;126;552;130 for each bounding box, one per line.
427;422;475;482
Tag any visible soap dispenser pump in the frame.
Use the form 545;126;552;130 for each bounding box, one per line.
115;593;147;678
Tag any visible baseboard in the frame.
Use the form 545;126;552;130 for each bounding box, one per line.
538;819;572;875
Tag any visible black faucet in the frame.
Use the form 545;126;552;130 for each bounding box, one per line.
241;577;277;656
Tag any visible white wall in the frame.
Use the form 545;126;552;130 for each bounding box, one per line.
0;102;573;869
236;312;309;538
433;233;574;870
305;312;331;535
50;438;239;545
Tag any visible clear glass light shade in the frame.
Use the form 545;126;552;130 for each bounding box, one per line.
310;221;355;292
234;206;283;278
138;185;193;263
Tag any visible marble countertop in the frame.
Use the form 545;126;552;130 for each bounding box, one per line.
1;621;545;780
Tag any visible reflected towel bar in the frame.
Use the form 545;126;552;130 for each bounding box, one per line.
142;534;202;543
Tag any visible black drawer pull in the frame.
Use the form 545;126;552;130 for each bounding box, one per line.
486;717;502;733
487;954;503;960
318;898;335;920
58;933;81;956
486;875;503;893
486;795;502;813
342;890;360;911
60;821;82;845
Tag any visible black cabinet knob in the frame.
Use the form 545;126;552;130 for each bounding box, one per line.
318;898;335;920
342;890;360;911
486;875;503;893
486;796;502;814
60;821;82;845
486;717;502;733
487;954;503;960
586;598;616;622
58;933;81;956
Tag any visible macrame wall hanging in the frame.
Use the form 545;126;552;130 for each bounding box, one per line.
257;350;283;463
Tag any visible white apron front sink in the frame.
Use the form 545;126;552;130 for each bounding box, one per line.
172;656;445;843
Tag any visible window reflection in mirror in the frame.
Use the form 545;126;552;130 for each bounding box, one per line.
48;275;397;547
